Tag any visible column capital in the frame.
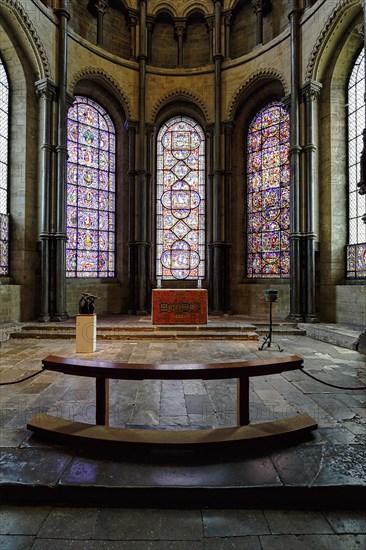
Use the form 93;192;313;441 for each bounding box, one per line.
35;78;57;100
282;93;291;108
224;120;235;134
127;9;139;27
205;15;214;31
174;19;186;38
301;79;322;100
223;10;234;26
125;120;138;134
251;0;272;16
94;0;109;16
66;93;75;108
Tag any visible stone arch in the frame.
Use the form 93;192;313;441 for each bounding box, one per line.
151;89;210;124
182;2;210;19
226;68;289;121
69;68;132;120
0;0;52;80
305;0;363;82
150;3;179;18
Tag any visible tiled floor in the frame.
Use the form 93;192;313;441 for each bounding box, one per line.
0;327;365;547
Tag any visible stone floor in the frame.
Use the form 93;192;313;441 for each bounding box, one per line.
0;325;365;548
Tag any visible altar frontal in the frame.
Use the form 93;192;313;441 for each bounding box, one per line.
152;289;208;324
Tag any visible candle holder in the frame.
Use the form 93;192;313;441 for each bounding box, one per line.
259;289;283;352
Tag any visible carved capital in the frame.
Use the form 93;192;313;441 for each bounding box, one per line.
205;15;214;32
301;79;322;101
94;0;109;15
223;10;234;27
174;19;186;38
127;10;139;28
35;78;57;100
251;0;272;16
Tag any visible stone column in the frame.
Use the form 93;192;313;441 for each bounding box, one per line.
175;20;186;67
125;120;137;313
223;11;233;60
128;0;149;315
205;16;214;61
128;10;138;59
251;0;272;46
146;16;155;64
35;78;56;322
94;0;109;47
302;80;322;323
211;0;228;314
287;0;303;321
53;0;70;321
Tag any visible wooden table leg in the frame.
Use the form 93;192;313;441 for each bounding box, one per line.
237;377;250;426
96;377;109;425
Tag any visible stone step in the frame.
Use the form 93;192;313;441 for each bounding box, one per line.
11;330;260;341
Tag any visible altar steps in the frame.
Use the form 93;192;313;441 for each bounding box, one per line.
8;322;305;341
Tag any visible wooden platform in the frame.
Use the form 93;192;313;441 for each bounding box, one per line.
27;413;317;447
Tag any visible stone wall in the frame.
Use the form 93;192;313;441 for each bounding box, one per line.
66;280;127;318
0;285;20;322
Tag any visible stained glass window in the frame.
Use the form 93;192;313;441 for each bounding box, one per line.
347;49;366;278
0;57;9;276
156;116;205;280
246;101;290;278
66;96;115;277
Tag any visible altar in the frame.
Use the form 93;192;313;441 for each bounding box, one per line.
152;289;208;325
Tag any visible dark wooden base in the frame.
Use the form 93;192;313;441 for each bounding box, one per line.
27;413;317;448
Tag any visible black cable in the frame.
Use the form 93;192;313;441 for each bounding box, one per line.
301;368;366;391
0;370;44;386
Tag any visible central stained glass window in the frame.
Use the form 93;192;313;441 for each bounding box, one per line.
156;116;205;280
246;101;290;278
66;96;115;277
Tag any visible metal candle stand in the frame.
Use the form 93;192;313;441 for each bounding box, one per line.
259;290;283;352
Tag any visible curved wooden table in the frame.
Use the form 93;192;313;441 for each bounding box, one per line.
27;354;317;447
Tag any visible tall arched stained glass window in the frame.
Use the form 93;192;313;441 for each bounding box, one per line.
66;96;115;277
246;101;290;278
347;49;366;278
0;57;9;276
156;116;205;280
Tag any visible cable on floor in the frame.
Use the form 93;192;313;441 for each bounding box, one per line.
301;368;366;391
0;370;44;385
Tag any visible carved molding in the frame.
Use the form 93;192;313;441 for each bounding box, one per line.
151;88;210;122
1;0;52;79
69;67;132;119
305;0;363;81
227;68;289;120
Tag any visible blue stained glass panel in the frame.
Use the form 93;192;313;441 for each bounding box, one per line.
246;101;290;278
66;96;115;277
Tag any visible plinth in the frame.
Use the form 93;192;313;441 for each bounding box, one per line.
76;314;97;353
152;289;208;325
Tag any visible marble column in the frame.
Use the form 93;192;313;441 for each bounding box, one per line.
302;80;322;322
251;0;272;46
35;78;56;322
223;11;233;60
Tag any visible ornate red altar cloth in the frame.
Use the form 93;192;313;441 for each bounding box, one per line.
152;289;208;325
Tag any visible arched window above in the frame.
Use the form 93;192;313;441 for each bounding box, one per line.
347;49;366;279
66;96;116;278
156;116;205;280
246;101;290;278
0;56;9;277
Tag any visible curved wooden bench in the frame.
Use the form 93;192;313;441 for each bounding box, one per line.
27;354;317;446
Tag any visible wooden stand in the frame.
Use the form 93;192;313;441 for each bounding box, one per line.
76;314;96;353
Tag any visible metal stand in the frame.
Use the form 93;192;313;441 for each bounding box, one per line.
259;293;283;352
